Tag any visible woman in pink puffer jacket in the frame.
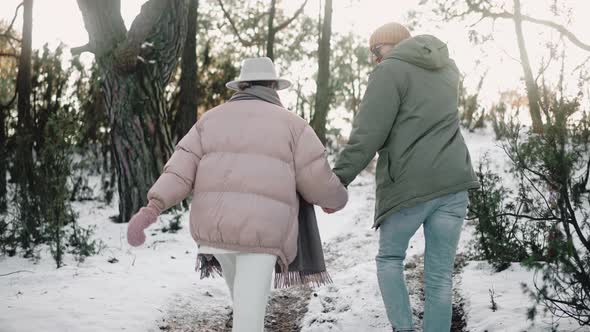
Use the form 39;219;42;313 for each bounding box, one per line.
126;57;348;332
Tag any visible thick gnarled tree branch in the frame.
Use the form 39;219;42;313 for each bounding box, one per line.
76;0;188;81
137;0;188;83
76;0;127;57
113;0;168;73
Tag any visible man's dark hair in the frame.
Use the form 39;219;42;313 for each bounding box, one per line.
237;80;278;90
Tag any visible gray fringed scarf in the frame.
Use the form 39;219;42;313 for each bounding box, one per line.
195;85;332;288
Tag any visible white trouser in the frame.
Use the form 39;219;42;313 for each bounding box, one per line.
214;252;277;332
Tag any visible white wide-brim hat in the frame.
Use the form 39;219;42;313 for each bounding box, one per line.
226;57;292;91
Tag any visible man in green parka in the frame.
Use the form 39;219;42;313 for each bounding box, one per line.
331;22;479;332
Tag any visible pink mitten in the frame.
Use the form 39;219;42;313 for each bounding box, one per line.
127;202;161;247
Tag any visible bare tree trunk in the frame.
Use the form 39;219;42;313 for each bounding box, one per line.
0;102;9;213
12;0;39;244
310;0;332;145
175;0;199;141
513;0;543;133
317;0;322;46
15;0;33;179
266;0;277;60
76;0;188;222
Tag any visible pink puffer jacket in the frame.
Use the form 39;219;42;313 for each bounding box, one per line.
147;100;348;271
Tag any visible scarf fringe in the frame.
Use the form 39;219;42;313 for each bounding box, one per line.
274;270;333;289
196;254;333;289
195;254;223;279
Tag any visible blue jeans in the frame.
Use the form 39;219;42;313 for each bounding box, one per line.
376;191;468;332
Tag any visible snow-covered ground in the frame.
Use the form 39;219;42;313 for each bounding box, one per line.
0;128;588;331
461;261;583;332
461;129;587;332
0;201;214;332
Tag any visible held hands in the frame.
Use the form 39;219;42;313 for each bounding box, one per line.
322;207;337;214
321;176;348;214
320;170;348;215
126;202;161;247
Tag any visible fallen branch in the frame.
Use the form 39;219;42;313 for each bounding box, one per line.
466;212;559;222
0;270;33;277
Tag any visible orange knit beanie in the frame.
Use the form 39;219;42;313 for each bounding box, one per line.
369;22;411;49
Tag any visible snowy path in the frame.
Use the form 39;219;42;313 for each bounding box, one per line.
158;173;380;332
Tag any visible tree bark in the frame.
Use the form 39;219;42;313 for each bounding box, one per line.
310;0;332;145
175;0;199;141
15;0;33;177
76;0;188;222
513;0;543;133
266;0;277;60
14;0;37;239
0;102;9;213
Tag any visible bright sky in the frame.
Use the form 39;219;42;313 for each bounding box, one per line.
1;0;589;124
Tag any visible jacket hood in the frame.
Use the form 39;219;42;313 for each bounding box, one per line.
386;34;451;70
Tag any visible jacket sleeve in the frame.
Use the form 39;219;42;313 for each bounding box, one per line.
294;125;348;210
333;63;401;186
147;125;203;211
